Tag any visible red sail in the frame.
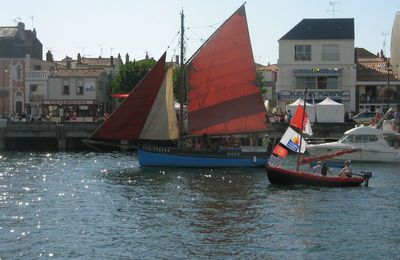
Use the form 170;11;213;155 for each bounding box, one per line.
187;5;268;136
91;53;166;140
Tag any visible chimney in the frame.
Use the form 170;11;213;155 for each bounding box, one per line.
77;53;82;64
175;55;179;65
66;57;71;69
46;50;53;62
17;22;25;31
110;56;114;66
145;51;149;60
125;53;130;64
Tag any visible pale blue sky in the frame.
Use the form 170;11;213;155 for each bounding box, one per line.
1;0;399;65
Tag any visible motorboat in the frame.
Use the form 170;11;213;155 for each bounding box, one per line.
307;123;400;163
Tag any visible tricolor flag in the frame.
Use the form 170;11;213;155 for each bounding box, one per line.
280;127;308;153
291;105;313;136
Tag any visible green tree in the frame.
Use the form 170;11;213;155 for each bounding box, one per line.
112;58;157;94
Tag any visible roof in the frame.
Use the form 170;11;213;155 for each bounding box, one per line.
52;69;105;78
280;18;354;40
0;27;18;38
355;47;398;81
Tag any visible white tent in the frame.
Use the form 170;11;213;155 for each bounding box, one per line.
286;98;316;122
316;97;344;122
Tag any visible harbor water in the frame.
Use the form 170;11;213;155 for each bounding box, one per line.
1;152;400;259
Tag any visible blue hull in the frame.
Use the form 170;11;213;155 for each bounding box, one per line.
138;148;269;168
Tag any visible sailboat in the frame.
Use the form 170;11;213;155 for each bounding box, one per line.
88;5;270;168
266;99;372;187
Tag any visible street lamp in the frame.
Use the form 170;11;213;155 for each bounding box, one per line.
383;57;393;113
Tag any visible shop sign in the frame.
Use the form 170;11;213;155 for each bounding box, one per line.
44;100;94;105
277;90;350;101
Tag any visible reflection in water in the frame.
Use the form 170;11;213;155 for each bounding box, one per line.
0;152;400;258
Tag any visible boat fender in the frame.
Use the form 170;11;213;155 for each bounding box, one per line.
253;156;256;163
396;152;400;159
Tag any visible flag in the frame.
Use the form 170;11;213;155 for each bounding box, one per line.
268;154;282;167
291;105;313;135
280;127;308;153
272;143;288;158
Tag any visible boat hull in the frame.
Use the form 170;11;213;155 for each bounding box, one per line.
266;166;366;187
138;147;269;168
307;145;400;163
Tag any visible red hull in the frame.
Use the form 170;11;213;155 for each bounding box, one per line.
266;166;368;187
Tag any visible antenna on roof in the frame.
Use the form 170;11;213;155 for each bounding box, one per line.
381;32;391;56
29;16;34;29
98;43;103;57
326;1;340;18
13;17;21;25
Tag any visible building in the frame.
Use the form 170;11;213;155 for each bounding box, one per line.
355;48;399;113
0;22;45;118
276;18;356;113
43;69;111;122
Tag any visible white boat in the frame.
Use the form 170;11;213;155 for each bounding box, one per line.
307;124;400;163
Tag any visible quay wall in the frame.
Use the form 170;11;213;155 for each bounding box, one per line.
0;121;357;151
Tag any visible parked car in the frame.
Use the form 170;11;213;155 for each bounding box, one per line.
352;111;377;123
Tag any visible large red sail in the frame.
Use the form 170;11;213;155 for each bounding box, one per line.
91;53;166;140
186;5;268;136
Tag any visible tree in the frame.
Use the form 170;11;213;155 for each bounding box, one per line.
112;58;157;94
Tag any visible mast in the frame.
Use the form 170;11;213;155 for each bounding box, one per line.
296;88;307;172
178;10;185;148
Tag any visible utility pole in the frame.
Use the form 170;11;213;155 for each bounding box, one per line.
382;33;391;55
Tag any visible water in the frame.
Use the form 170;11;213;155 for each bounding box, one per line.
0;152;399;259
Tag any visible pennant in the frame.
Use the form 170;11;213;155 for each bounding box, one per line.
280;127;308;153
268;154;282;167
272;144;288;158
291;105;313;135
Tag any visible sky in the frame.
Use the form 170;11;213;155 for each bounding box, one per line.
1;0;399;65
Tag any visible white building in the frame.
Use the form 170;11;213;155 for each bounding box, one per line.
44;69;110;122
276;18;356;113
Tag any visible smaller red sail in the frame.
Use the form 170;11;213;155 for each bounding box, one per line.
273;144;288;158
91;53;166;140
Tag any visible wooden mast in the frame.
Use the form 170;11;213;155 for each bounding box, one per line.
178;10;185;148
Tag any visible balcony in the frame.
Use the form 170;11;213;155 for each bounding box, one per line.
26;71;52;81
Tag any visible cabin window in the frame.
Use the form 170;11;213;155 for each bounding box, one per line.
322;45;339;61
295;45;311;61
339;135;353;143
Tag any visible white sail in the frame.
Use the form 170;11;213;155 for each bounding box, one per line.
140;68;179;140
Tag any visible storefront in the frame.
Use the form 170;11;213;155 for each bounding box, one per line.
43;100;103;122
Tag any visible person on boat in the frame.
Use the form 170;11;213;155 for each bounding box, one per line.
321;162;332;176
312;161;323;175
338;160;352;178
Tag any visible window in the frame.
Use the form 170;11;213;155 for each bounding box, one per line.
327;77;338;89
63;80;70;95
16;64;22;80
322;45;339;61
30;84;38;92
76;80;84;95
295;45;311;61
295;77;315;89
